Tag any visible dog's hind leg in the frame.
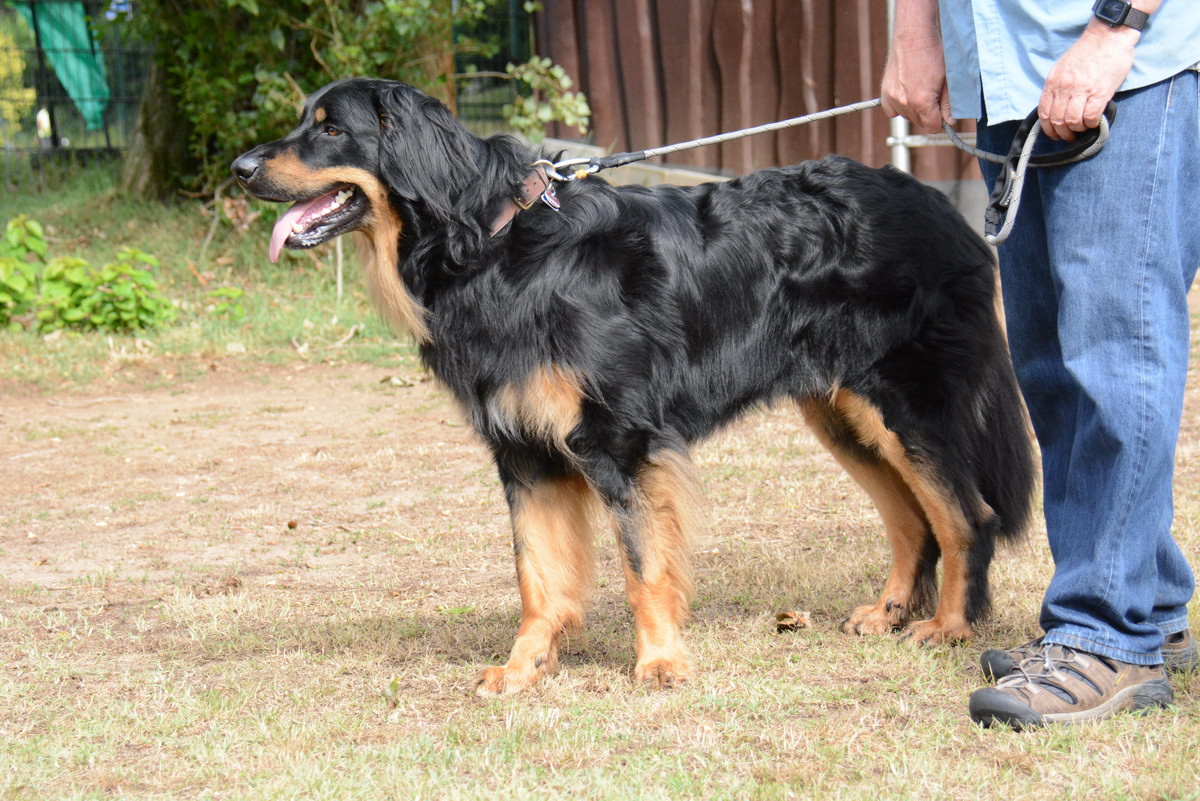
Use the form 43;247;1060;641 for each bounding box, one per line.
830;390;984;644
476;473;596;696
800;399;939;635
607;449;701;689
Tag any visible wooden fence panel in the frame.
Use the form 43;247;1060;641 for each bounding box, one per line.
655;0;710;168
535;0;973;182
577;0;624;151
614;0;665;153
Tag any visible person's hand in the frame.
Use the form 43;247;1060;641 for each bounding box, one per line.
1039;22;1138;141
881;0;954;134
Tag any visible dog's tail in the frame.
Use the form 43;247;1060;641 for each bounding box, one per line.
956;273;1037;623
976;360;1036;542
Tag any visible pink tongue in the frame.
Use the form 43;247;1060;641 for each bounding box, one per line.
268;196;324;263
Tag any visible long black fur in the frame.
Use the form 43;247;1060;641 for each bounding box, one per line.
236;78;1035;626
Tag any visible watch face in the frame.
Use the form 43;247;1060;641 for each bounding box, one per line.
1097;0;1128;22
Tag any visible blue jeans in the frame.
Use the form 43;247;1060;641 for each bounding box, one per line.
976;70;1200;665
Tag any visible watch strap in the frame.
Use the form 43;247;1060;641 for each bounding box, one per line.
1123;6;1149;30
1093;0;1150;31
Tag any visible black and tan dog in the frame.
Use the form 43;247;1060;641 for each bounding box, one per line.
233;78;1034;696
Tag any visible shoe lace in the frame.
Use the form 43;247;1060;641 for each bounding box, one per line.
998;643;1080;700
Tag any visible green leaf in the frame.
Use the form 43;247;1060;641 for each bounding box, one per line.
438;605;475;617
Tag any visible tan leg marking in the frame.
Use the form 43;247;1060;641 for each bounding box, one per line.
800;400;931;635
621;450;702;689
264;151;429;343
492;365;584;451
832;390;975;644
476;475;596;696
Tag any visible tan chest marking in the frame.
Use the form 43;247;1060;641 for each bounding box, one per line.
492;365;585;450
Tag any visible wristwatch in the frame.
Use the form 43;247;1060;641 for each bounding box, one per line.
1092;0;1149;30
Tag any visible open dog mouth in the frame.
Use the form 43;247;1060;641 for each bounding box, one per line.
268;186;366;263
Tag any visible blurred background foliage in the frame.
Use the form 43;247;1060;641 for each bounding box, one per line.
116;0;589;195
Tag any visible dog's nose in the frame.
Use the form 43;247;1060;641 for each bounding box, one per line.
232;153;261;184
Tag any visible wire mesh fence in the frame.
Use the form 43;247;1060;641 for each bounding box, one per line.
0;0;533;190
455;0;533;137
1;0;148;187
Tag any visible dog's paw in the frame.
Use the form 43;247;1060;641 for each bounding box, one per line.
841;599;906;636
473;649;558;696
900;618;972;646
634;657;692;690
474;664;539;697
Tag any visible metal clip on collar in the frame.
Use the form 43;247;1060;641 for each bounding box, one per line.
546;150;663;182
540;157;599;183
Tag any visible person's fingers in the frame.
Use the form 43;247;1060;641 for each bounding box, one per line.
1040;90;1077;142
1048;91;1075;141
1038;91;1060;140
939;88;956;129
884;92;941;133
1063;94;1088;133
881;60;950;134
1081;95;1108;130
914;106;937;134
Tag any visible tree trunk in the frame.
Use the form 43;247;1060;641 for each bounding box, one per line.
119;59;192;200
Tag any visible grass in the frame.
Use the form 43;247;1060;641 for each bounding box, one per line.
1;166;1199;800
0;161;416;391
2;558;1198;800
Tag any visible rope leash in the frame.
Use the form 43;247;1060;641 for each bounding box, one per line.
542;98;886;181
539;100;1116;247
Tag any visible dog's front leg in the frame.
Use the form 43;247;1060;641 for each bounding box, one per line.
611;451;699;689
476;474;595;697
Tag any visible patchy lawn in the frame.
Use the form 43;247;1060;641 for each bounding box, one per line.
2;328;1199;799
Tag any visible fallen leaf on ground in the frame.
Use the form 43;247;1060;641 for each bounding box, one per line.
775;610;812;632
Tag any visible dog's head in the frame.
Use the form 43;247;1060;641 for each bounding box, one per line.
233;78;485;263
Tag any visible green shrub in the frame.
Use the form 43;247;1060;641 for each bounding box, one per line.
117;0;589;192
1;214;49;262
0;257;38;327
503;57;591;143
0;216;176;333
33;249;176;333
204;286;246;320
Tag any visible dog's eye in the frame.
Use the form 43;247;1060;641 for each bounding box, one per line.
321;126;343;137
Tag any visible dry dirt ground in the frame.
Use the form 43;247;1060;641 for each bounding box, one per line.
3;346;1200;798
0;358;921;631
1;361;505;599
7;349;1200;654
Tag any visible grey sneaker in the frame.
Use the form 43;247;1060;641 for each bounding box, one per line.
969;644;1174;729
980;629;1198;680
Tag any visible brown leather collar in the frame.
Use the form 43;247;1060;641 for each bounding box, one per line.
490;166;554;236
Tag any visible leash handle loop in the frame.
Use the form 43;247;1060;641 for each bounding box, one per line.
982;102;1116;246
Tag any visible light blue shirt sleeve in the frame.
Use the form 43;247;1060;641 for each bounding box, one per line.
939;0;1200;123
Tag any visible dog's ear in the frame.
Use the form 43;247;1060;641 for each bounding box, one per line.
374;84;481;222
